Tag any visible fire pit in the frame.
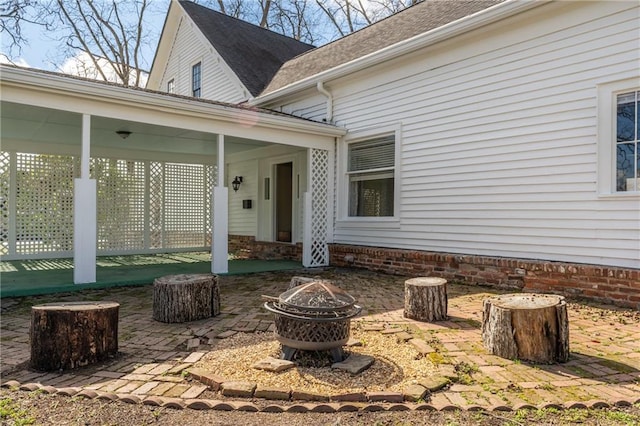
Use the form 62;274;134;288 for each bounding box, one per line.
264;281;362;362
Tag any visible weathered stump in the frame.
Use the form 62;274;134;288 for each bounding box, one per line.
404;277;448;322
30;301;119;372
153;274;219;323
482;293;569;364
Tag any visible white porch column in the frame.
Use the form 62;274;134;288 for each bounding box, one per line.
212;134;229;273
74;114;97;284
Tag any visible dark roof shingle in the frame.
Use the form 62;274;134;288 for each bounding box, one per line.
261;0;504;95
179;1;315;96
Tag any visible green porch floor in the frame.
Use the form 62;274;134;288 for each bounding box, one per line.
0;252;302;298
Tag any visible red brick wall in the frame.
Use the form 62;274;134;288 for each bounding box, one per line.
328;244;640;310
229;235;302;261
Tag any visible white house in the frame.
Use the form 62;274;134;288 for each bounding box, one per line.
2;0;638;307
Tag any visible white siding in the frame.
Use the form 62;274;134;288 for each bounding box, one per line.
270;1;640;268
228;159;258;236
278;93;328;122
157;17;248;103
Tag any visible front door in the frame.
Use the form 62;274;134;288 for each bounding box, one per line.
275;162;293;242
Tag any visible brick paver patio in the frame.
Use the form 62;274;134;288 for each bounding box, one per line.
1;268;638;412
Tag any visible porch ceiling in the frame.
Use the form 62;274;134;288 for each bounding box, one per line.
1;101;272;157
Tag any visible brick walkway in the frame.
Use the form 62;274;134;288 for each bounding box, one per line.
1;268;639;413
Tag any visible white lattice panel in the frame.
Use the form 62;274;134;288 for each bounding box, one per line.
164;163;207;247
205;165;216;247
15;153;75;255
0;152;10;256
92;158;145;251
3;151;214;258
306;149;330;266
149;162;164;249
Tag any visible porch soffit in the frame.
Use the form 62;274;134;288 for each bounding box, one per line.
1;101;272;159
0;65;345;154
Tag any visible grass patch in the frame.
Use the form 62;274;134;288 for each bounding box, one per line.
454;361;479;385
538;382;555;391
428;351;448;365
0;397;36;425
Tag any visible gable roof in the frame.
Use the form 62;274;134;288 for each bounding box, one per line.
178;1;315;97
261;0;505;95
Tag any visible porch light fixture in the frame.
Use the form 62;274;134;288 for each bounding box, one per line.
116;130;132;139
231;176;243;192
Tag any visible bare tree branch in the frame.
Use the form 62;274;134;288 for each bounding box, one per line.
54;0;110;81
0;0;48;56
315;0;347;38
259;0;271;28
216;0;225;14
39;0;151;86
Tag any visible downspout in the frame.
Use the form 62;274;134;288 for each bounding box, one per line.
317;81;333;123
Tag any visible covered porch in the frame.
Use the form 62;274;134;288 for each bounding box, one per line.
0;252;302;298
0;65;345;288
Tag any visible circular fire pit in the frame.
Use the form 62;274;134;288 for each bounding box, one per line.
264;281;361;362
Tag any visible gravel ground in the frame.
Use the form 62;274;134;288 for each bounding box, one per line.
2;389;639;425
193;324;438;396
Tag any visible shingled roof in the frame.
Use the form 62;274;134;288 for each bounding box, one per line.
179;1;315;97
261;0;505;95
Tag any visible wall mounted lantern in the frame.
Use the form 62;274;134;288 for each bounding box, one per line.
231;176;243;192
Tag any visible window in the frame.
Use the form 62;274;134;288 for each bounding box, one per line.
167;79;174;94
347;135;395;216
192;62;201;97
616;90;639;191
597;79;640;196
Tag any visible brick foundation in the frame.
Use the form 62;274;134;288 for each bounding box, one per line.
328;244;640;310
229;235;302;261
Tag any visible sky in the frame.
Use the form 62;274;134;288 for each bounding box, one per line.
0;0;390;79
0;1;170;73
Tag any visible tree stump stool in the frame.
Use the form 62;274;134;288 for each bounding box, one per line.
30;301;119;372
153;274;220;323
482;293;569;364
404;277;448;322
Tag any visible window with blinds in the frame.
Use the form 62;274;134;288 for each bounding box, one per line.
347;135;395;217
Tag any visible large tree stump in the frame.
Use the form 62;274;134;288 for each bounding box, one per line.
404;277;448;322
30;301;119;372
153;274;220;323
482;293;569;364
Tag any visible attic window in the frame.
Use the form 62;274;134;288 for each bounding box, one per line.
192;62;201;98
167;79;175;94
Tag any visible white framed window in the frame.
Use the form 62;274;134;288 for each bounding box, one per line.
597;78;640;195
192;62;201;98
338;124;401;225
167;78;175;94
615;91;639;192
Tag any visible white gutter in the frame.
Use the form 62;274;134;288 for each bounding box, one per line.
316;81;333;123
251;0;549;106
1;65;346;137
